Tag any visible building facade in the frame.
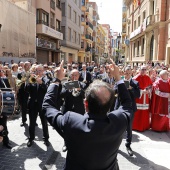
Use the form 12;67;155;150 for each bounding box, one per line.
124;0;170;65
101;24;112;60
60;0;81;63
0;0;36;63
12;0;63;64
78;0;94;63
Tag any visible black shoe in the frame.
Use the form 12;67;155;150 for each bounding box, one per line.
44;140;50;147
62;145;67;152
3;143;12;149
20;122;26;127
27;140;33;147
126;146;133;156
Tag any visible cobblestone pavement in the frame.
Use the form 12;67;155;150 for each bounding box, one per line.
0;115;170;170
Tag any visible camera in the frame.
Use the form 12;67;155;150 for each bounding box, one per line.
0;130;7;136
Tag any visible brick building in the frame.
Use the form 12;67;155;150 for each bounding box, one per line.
124;0;170;65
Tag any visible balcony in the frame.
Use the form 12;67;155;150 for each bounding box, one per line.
36;24;63;40
81;17;85;22
50;0;55;10
122;7;127;12
36;38;56;50
85;46;91;52
85;34;93;41
122;18;127;22
36;20;49;26
56;28;61;32
51;25;55;29
86;21;93;30
147;15;155;26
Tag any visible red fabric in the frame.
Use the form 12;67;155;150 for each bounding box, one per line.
132;74;152;132
138;0;140;6
133;110;150;131
151;114;169;131
150;78;170;131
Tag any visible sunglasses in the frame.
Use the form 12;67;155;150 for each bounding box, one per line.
141;69;146;71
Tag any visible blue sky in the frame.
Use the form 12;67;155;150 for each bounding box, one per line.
91;0;122;33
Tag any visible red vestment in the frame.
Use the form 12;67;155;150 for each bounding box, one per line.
150;78;170;131
132;74;152;132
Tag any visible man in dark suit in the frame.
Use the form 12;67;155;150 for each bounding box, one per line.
0;69;12;149
60;69;86;152
26;65;49;147
17;61;31;126
79;64;92;87
114;67;140;156
61;69;86;115
42;60;133;170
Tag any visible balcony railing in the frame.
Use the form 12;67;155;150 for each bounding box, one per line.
85;34;93;41
56;28;61;32
82;0;85;6
81;17;85;22
37;38;56;50
51;0;55;10
122;18;127;22
86;21;93;30
147;15;155;26
122;7;127;12
36;20;49;26
51;25;55;29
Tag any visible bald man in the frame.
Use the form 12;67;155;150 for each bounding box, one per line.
150;70;170;131
42;60;133;170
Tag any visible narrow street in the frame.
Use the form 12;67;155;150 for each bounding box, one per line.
0;115;170;170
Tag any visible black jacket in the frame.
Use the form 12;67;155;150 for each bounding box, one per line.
42;82;133;170
114;79;140;113
60;81;86;115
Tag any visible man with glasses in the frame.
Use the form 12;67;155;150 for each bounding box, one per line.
26;65;49;147
132;65;152;132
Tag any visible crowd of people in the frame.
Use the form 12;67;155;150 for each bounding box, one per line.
0;59;170;169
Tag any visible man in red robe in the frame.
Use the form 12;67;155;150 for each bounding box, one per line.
132;65;152;131
150;70;170;131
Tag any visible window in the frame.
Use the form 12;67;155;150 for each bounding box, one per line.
68;5;71;19
138;16;140;27
78;15;80;26
73;11;76;23
81;40;84;48
73;31;76;43
133;42;136;57
142;38;145;54
50;12;55;28
61;3;65;16
56;0;61;9
68;27;71;41
78;34;80;45
143;11;146;22
56;20;61;32
61;26;65;40
36;9;49;25
134;20;136;30
137;41;140;56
